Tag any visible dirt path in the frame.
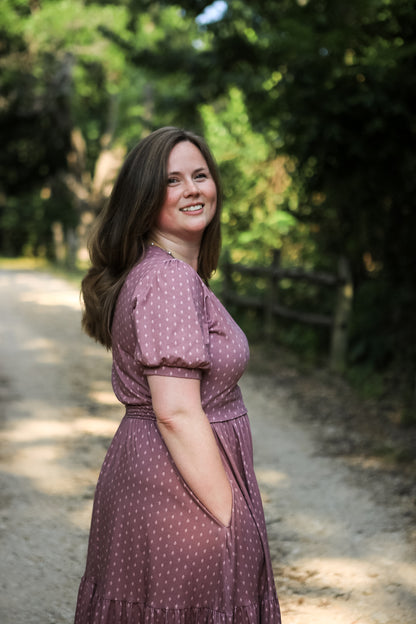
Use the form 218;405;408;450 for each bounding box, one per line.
0;268;415;624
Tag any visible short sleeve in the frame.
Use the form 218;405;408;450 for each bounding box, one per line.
132;261;210;379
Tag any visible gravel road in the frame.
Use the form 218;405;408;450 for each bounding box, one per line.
0;268;415;624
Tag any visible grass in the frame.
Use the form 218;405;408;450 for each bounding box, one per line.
0;256;50;270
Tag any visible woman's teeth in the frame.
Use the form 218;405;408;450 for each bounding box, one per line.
180;204;203;212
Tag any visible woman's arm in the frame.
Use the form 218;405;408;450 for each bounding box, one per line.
147;375;232;527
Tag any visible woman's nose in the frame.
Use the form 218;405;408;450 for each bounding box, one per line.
183;178;199;195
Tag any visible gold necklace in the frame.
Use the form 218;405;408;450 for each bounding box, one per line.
149;241;174;257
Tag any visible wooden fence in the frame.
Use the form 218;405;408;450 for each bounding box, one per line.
221;250;353;372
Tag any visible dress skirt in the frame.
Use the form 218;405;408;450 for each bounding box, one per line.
74;409;281;623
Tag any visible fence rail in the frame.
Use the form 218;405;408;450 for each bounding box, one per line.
221;250;353;372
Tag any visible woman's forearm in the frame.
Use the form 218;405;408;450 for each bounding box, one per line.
148;375;232;527
156;410;232;527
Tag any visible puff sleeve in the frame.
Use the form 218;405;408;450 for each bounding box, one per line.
132;260;211;379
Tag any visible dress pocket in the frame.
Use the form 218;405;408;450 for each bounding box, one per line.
187;477;234;529
172;463;235;530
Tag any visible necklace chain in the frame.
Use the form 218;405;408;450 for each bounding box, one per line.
149;241;174;257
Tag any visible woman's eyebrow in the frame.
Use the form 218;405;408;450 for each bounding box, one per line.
167;166;208;176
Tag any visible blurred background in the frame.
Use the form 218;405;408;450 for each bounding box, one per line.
1;0;415;422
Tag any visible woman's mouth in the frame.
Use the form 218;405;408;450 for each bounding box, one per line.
179;204;204;213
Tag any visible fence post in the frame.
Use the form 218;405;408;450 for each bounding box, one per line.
264;249;281;339
330;256;353;373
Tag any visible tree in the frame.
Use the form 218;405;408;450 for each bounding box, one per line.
200;87;295;264
0;0;206;260
0;0;127;257
148;0;416;397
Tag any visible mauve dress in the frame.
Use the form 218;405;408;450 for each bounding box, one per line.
74;245;281;623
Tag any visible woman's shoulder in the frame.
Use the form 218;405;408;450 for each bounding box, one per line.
126;246;204;297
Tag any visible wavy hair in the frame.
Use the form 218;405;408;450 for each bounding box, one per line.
81;127;222;348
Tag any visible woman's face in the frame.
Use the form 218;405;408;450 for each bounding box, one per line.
155;141;217;244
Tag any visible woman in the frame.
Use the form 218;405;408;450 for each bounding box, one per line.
75;127;281;623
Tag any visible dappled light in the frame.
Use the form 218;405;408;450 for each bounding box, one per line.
89;389;120;406
2;0;416;619
256;467;288;487
1;412;119;497
19;289;82;310
1;269;415;623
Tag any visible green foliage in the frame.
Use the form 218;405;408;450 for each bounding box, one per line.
349;276;416;391
2;0;416;410
275;320;328;363
349;279;396;369
0;182;76;257
173;0;416;403
346;363;386;400
200;87;296;264
0;0;206;257
172;0;416;271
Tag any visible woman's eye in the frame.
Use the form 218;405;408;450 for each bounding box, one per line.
167;177;179;185
195;172;207;180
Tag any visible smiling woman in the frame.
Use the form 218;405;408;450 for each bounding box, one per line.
75;126;281;623
151;141;218;267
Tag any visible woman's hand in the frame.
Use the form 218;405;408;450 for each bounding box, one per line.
148;375;232;527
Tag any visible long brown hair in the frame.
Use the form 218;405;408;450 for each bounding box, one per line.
81;127;222;348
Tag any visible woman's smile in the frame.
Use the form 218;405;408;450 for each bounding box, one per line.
155;141;217;242
179;203;204;213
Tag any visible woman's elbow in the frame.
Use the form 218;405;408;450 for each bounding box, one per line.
153;403;203;431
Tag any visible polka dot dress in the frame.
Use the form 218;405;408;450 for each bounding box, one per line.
74;246;281;623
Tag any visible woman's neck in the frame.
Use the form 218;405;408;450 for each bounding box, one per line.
149;232;200;271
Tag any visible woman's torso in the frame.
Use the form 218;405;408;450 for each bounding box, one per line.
111;245;250;423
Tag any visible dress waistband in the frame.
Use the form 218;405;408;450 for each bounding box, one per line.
124;405;156;420
123;404;248;424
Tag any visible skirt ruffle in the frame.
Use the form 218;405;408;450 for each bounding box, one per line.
74;414;281;623
75;576;281;624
